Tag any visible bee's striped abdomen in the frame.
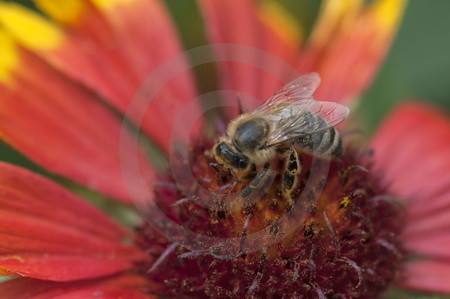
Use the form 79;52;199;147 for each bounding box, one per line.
317;128;343;157
293;112;343;158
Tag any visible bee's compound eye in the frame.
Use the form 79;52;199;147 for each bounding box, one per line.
215;142;249;170
238;157;249;169
215;142;228;158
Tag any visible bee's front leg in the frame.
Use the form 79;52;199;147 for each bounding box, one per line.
233;161;274;210
282;147;301;207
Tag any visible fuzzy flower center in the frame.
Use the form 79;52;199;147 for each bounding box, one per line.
137;136;404;298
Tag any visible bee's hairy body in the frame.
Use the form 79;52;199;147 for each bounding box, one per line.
211;73;349;207
214;111;343;173
216;114;276;169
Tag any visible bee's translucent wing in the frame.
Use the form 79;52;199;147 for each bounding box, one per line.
252;72;348;147
264;100;349;147
257;73;321;112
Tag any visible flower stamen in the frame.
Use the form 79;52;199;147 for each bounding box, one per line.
147;241;180;273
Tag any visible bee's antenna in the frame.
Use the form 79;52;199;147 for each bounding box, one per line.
210;163;224;167
210;162;224;173
236;94;247;115
215;117;227;135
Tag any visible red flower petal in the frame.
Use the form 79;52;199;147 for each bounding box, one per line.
370;102;450;218
27;0;199;151
0;274;152;298
371;102;450;290
404;211;450;246
0;163;148;281
404;232;450;260
200;0;406;107
399;260;450;294
199;0;301;108
0;41;155;203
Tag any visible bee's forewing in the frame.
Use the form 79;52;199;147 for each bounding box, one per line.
306;101;350;127
264;100;349;147
253;72;349;147
257;73;321;111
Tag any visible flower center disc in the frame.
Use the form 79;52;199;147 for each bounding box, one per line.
138;138;404;298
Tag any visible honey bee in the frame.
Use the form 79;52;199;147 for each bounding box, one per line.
213;73;349;205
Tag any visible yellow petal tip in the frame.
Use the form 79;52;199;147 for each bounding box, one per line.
92;0;134;10
0;3;63;50
259;0;302;47
0;30;19;85
311;0;363;45
35;0;87;25
371;0;408;34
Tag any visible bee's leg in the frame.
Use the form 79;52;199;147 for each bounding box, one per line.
228;168;239;183
282;147;301;207
209;162;240;183
235;162;274;209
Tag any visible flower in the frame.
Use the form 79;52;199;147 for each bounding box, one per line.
0;0;449;297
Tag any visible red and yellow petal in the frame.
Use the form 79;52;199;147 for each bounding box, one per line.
0;25;155;203
299;0;407;105
0;274;153;298
200;0;406;107
0;1;199;152
370;102;450;293
0;162;148;282
199;0;301;108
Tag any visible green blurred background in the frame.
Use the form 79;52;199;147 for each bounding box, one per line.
0;0;449;296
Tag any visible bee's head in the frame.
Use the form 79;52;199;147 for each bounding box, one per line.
214;140;249;171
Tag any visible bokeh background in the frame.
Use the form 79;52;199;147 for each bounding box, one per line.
0;0;449;297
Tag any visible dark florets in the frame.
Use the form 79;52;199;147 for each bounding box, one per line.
137;138;404;298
